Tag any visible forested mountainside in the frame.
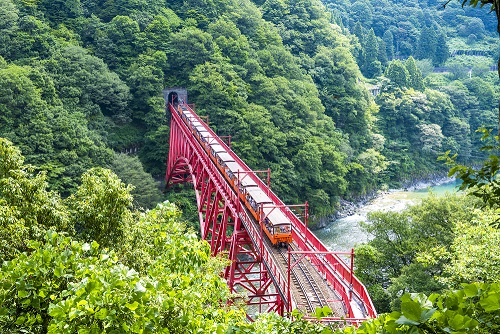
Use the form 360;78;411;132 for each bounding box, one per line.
0;0;498;220
2;0;500;332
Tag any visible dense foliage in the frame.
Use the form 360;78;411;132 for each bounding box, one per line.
1;136;500;334
0;138;331;332
0;0;496;222
323;0;499;186
0;0;499;330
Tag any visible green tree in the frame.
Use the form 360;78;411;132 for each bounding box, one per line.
352;21;366;67
311;45;373;149
166;27;215;84
66;167;133;248
405;56;425;91
43;45;131;119
0;0;19;59
433;32;449;66
384;59;409;88
377;37;388;66
456;0;499;135
415;26;437;61
0;63;112;194
0;138;71;263
417;123;444;154
208;18;251;66
355;194;476;312
125;51;166;125
107;153;163;209
9;15;57;61
94;15;143;72
442;116;472;159
0;206;238;333
143;12;178;51
383;30;394;61
38;0;83;25
349;0;373;28
438;209;500;286
362;28;382;78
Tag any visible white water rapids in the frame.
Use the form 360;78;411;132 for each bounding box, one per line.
313;180;461;251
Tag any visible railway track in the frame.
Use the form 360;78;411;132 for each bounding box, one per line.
243;207;346;317
275;244;329;313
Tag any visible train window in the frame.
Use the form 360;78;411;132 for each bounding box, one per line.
245;188;272;216
263;207;291;231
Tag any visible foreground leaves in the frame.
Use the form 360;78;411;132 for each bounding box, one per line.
341;283;500;334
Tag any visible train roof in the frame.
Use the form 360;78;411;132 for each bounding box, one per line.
216;152;234;162
263;207;290;226
210;143;226;153
224;161;245;174
246;187;272;204
240;176;257;187
191;120;203;128
194;125;209;134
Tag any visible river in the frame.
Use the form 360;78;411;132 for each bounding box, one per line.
313;180;461;251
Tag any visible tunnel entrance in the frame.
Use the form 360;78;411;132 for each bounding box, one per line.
167;92;178;106
163;87;188;107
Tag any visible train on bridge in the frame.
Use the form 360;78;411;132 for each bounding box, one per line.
175;102;293;246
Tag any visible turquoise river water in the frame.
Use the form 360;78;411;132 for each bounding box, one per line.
313;180;462;251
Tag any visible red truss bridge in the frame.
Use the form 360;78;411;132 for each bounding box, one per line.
164;89;376;324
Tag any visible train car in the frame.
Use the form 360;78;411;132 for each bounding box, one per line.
174;102;293;246
262;207;293;245
245;187;293;246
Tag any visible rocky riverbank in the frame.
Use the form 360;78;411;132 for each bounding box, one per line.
314;177;460;251
313;174;456;230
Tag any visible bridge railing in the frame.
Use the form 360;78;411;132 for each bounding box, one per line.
172;102;375;318
238;209;289;301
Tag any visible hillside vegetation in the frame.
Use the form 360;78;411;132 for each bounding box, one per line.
1;133;500;334
1;0;500;331
0;0;497;221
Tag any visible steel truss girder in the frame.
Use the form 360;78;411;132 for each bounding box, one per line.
166;104;286;316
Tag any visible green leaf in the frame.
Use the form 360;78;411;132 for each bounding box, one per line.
17;289;30;298
420;308;436;322
479;294;500;312
54;266;63;277
401;299;422;322
395;315;420;325
125;301;139;311
48;304;65;318
134;282;146;293
95;308;108;319
449;314;466;330
462;283;479;297
126;269;137;279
